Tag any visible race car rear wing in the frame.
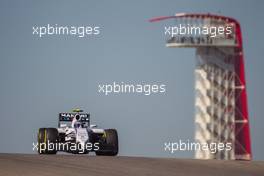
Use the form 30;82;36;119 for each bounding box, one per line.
58;113;90;128
59;113;90;122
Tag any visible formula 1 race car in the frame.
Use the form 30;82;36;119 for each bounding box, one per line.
37;109;118;156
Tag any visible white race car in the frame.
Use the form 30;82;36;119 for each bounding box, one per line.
37;109;118;156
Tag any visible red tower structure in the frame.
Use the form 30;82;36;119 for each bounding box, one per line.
151;13;251;160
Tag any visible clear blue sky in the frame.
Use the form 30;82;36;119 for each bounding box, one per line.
0;0;263;160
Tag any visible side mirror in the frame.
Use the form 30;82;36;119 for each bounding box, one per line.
90;124;97;128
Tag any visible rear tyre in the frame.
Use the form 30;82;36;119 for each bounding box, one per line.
38;128;46;154
96;129;118;156
38;128;58;154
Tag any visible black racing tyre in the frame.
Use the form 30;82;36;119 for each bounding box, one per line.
96;129;118;156
38;128;46;154
38;128;58;154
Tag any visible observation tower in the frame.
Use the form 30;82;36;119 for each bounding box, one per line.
150;13;251;160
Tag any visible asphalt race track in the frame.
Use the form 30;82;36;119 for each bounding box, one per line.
0;154;263;176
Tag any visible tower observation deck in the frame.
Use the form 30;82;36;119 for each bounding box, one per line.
151;13;251;160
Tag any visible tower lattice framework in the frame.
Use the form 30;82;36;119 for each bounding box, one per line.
151;13;251;160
